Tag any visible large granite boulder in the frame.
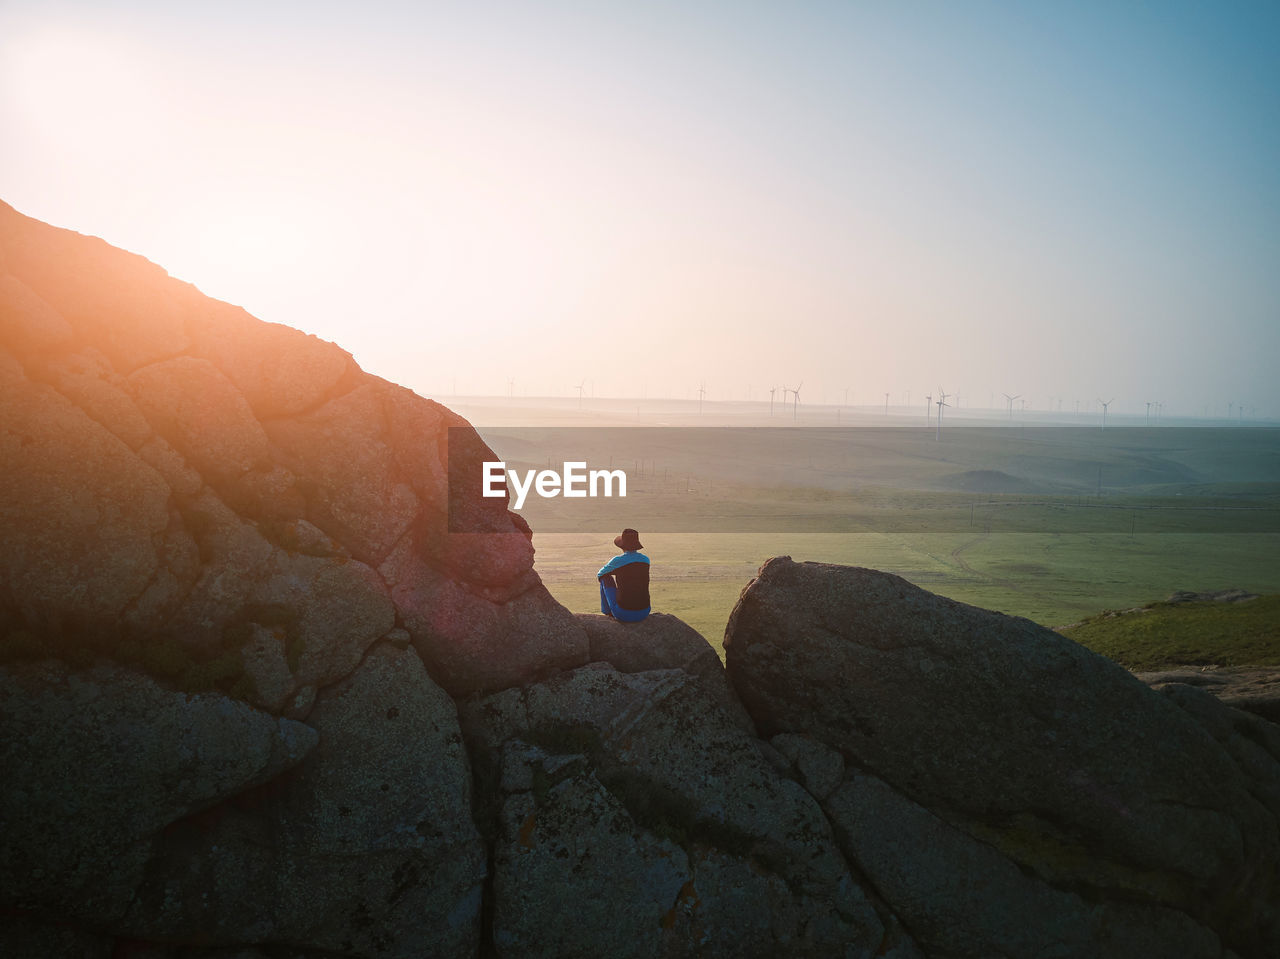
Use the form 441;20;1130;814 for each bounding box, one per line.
0;199;579;953
724;557;1280;958
460;661;887;958
0;197;583;701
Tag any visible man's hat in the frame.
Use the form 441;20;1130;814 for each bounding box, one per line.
614;528;643;550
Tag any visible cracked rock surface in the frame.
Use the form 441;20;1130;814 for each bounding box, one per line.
0;199;587;695
725;556;1280;958
460;662;885;958
0;200;568;957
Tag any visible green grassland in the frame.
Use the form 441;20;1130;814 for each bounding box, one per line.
519;422;1280;660
1058;596;1280;670
519;425;1280;665
535;530;1280;660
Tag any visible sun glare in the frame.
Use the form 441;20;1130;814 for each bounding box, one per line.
4;28;151;140
156;197;320;308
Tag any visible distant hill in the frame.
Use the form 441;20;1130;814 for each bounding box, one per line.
938;469;1040;494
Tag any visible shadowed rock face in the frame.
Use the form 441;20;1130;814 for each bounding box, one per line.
0;660;317;925
121;644;486;958
724;556;1280;959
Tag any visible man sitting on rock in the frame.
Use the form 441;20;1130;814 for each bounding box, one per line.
598;528;651;622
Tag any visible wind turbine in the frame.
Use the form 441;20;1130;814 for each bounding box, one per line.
769;386;778;416
1145;401;1152;425
507;378;515;399
1098;397;1114;429
792;382;803;421
935;389;950;440
884;392;890;415
575;379;586;408
925;393;932;425
1003;393;1020;422
697;383;707;414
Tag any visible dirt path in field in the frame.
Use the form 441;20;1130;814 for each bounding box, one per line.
950;531;1027;595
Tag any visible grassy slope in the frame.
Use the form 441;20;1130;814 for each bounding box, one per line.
1057;595;1280;670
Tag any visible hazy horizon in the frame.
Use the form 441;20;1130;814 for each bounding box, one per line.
3;1;1277;418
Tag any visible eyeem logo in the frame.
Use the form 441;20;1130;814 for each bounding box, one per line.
483;461;627;510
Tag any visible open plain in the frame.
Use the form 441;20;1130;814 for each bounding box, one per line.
451;398;1280;653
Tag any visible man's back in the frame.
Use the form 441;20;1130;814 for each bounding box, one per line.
610;556;650;611
598;528;651;622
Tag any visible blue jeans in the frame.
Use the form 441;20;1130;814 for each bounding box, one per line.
599;581;650;622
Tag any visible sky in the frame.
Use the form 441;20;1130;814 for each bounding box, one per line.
2;0;1278;418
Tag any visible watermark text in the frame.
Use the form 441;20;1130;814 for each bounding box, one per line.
483;461;627;510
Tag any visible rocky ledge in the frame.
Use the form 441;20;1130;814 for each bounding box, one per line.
1136;666;1280;724
2;203;1277;958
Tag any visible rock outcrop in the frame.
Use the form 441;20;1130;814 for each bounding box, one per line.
0;200;582;957
4;202;1279;959
724;556;1280;959
1137;666;1280;724
0;198;587;701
